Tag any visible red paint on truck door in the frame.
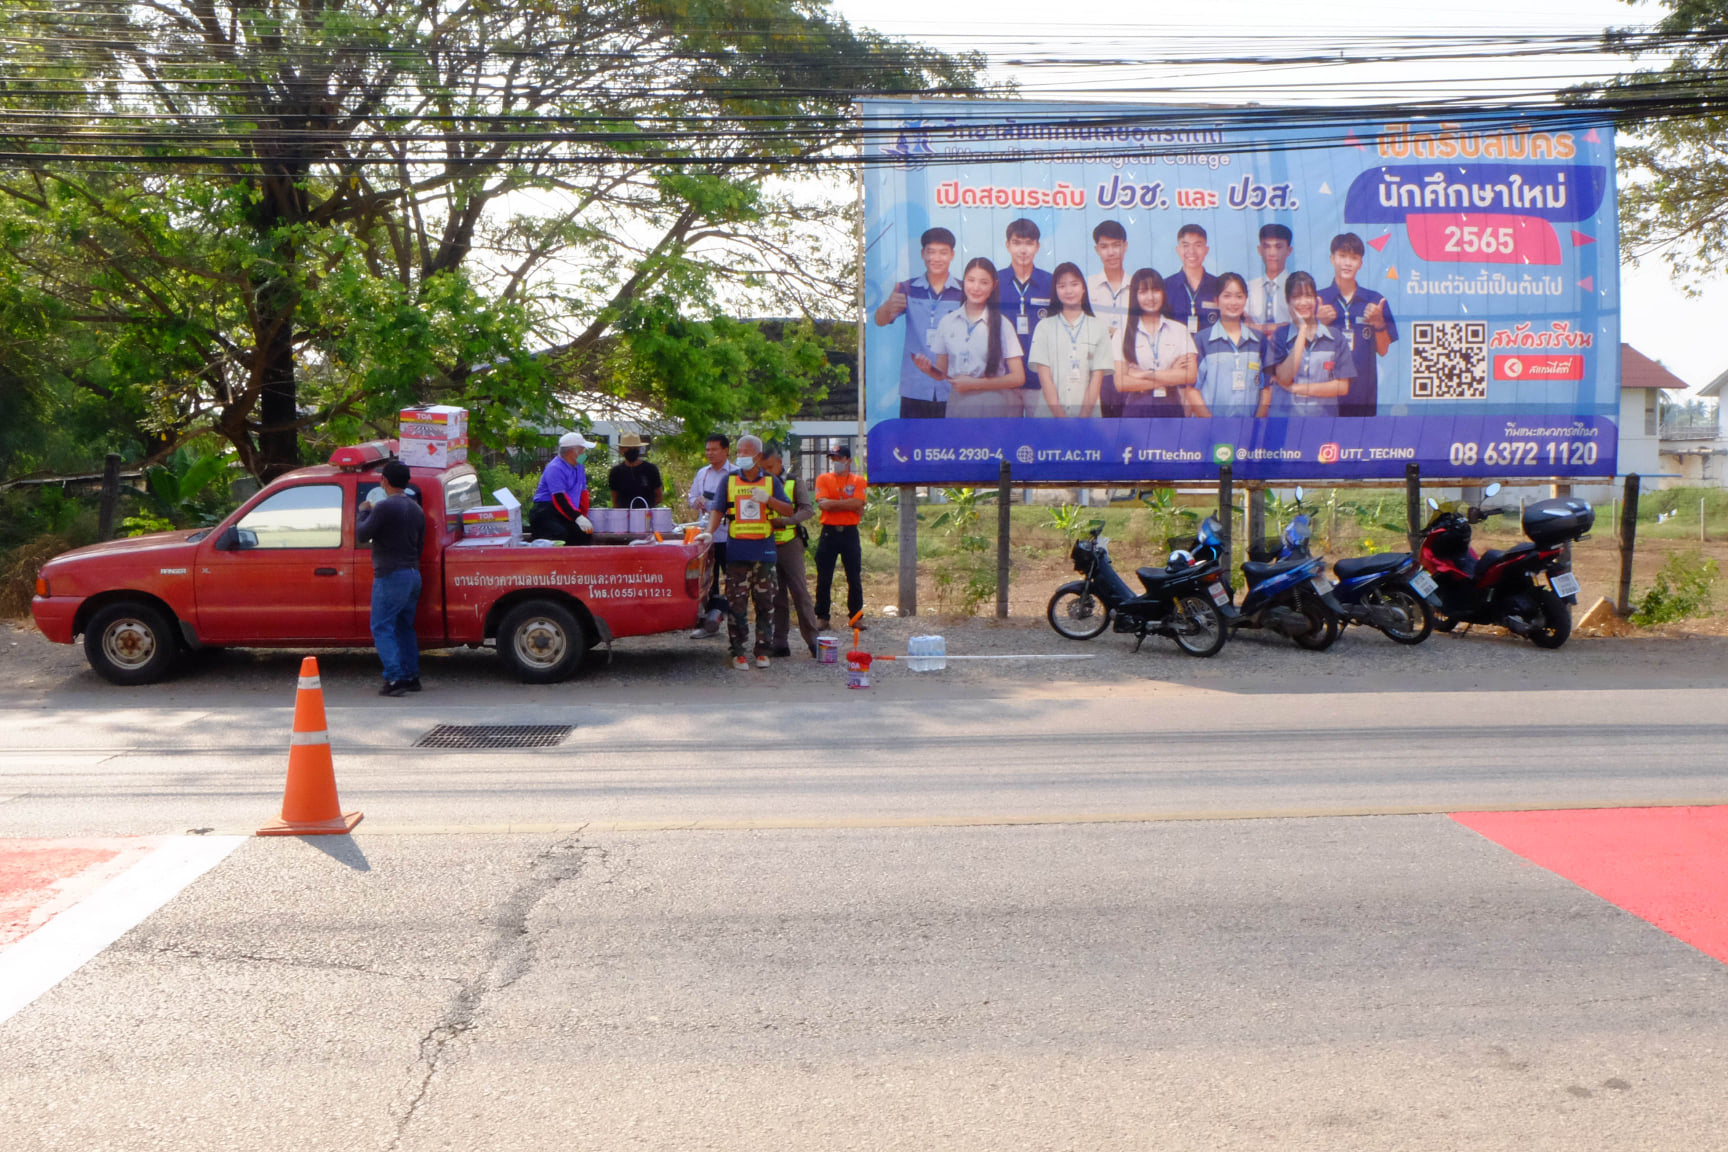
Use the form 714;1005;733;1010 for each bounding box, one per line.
195;481;356;643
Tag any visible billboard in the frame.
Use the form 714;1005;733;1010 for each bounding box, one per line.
860;99;1619;484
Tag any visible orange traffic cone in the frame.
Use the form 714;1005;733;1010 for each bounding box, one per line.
258;657;363;836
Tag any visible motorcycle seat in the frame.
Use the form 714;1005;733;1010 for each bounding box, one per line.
1136;566;1188;590
1241;558;1308;585
1334;553;1407;580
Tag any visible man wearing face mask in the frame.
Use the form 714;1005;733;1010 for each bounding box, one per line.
529;432;595;545
607;432;664;510
705;434;793;669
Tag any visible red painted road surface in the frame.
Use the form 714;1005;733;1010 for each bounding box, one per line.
1453;806;1728;965
0;839;147;947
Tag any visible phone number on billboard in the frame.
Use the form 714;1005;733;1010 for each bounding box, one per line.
910;447;1004;462
1448;441;1600;468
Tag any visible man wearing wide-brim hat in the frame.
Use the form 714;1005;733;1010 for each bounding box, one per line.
529;431;595;545
607;432;664;510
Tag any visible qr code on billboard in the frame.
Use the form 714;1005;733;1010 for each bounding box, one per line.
1410;321;1488;400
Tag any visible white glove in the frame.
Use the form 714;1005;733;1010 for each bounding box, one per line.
576;515;593;533
694;531;713;548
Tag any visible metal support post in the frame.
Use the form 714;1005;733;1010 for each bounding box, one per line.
996;462;1011;618
1217;464;1234;589
1617;473;1640;616
897;485;918;618
1404;463;1422;552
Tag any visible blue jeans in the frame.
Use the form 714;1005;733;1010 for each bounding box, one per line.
370;568;422;682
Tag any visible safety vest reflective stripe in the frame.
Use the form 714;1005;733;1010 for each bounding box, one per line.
773;478;797;543
728;474;773;539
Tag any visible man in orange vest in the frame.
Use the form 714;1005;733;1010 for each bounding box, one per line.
704;434;794;669
814;442;868;631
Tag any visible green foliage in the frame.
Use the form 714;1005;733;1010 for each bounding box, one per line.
1045;504;1092;539
120;513;175;538
131;447;235;527
1631;550;1718;625
1137;489;1198;545
929;488;987;536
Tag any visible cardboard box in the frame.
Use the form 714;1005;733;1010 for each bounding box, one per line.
460;487;522;543
397;434;467;469
398;404;468;441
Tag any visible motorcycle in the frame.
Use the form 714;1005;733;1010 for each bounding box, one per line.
1273;489;1440;645
1417;482;1593;649
1047;518;1234;657
1191;512;1344;651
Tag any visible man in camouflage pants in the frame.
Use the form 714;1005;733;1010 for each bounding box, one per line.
704;434;794;669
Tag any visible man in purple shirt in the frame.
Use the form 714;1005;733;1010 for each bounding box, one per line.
529;431;595;544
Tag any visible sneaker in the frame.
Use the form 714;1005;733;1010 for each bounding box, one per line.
771;646;792;659
731;655;749;670
404;677;422;693
379;681;408;698
690;625;720;640
754;655;771;669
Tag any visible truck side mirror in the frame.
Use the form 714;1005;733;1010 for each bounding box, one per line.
214;526;257;551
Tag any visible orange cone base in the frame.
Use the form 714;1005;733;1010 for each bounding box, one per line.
256;810;363;837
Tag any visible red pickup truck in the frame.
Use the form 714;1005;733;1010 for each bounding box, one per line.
31;442;712;685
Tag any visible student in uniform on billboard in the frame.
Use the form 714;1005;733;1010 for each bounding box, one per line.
1316;232;1397;418
1028;262;1113;419
1087;220;1132;418
1265;271;1357;418
874;226;964;418
916;257;1025;418
1189;273;1269;419
1246;224;1293;339
999;218;1052;413
1114;268;1199;419
1164;223;1221;336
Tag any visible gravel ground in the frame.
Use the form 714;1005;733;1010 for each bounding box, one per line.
8;599;1728;701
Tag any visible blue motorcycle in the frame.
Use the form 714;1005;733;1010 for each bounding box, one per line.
1276;490;1440;645
1191;514;1344;651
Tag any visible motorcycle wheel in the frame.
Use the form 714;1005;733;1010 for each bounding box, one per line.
1169;594;1228;658
1369;583;1434;645
1527;588;1571;649
1047;585;1111;640
1290;587;1341;651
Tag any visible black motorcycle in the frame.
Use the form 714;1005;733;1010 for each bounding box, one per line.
1417;483;1593;648
1047;519;1234;657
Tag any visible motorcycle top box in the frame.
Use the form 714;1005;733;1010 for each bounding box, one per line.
1521;498;1595;547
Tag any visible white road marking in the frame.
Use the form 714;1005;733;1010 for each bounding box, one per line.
0;836;244;1026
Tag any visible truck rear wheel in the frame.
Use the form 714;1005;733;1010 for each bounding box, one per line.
84;600;180;685
497;599;588;683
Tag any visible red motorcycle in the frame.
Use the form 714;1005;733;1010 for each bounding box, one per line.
1417;483;1593;649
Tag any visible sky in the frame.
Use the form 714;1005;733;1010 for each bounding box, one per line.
829;0;1723;393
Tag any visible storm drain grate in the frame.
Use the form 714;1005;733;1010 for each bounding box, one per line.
414;724;573;749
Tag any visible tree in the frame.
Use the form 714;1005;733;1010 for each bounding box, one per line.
0;1;979;476
1599;1;1728;283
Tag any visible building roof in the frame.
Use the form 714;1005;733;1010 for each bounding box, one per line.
1623;343;1690;391
1698;364;1728;399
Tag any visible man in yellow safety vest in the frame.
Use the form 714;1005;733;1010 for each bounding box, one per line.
760;443;820;658
704;434;794;669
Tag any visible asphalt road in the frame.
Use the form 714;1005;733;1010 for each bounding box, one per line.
4;624;1728;1148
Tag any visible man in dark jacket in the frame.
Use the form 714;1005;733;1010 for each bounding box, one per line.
356;460;426;697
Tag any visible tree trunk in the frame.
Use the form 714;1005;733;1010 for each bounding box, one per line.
250;172;306;481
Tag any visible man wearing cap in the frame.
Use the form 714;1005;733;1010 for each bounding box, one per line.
607;432;664;510
705;434;793;669
814;443;868;631
356;460;425;697
685;432;735;638
529;432;595;545
760;442;820;659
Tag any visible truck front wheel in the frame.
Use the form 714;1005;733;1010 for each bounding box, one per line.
84;600;180;685
497;599;588;683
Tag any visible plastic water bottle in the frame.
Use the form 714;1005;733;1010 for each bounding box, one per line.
906;635;923;671
928;634;946;671
906;635;946;672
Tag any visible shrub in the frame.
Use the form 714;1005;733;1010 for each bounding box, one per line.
0;534;73;617
1631;550;1718;626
